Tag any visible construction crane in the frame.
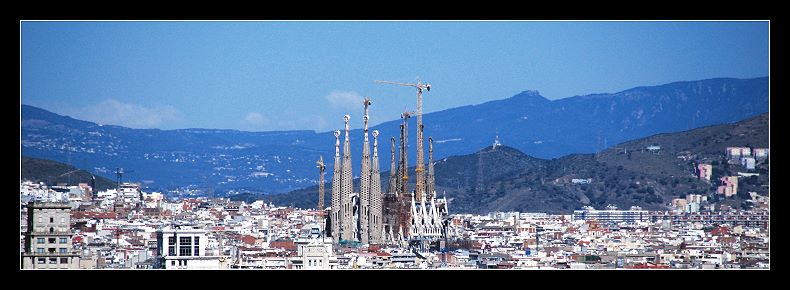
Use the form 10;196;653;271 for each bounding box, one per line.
115;167;134;188
398;109;415;195
388;137;398;195
376;78;431;200
316;156;326;215
57;169;81;178
398;109;415;239
55;169;81;185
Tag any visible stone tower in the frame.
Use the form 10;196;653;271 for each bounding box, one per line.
388;137;397;195
359;98;372;244
330;130;342;243
426;137;435;200
369;130;383;243
340;115;354;241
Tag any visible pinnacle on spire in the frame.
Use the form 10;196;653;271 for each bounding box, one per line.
344;115;351;139
363;97;371;131
372;130;379;157
334;130;341;157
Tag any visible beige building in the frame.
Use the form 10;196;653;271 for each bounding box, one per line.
697;164;712;182
21;201;79;269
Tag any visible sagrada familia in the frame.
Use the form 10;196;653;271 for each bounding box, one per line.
327;97;450;245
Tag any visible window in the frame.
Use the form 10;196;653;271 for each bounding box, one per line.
48;238;56;244
171;260;175;266
193;237;200;256
179;236;192;246
37;258;45;264
60;258;68;264
179;236;192;256
50;217;54;223
48;248;55;253
37;237;44;244
168;236;176;255
179;245;192;256
49;258;57;264
49;227;54;233
59;248;67;254
36;248;44;254
59;237;68;244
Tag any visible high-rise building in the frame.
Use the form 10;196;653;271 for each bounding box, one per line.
21;201;80;269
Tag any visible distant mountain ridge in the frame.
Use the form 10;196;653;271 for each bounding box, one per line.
270;113;768;214
21;77;768;193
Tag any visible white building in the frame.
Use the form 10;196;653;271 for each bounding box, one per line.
291;239;337;269
572;206;649;223
156;226;225;269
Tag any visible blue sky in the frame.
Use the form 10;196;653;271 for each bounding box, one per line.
21;21;768;132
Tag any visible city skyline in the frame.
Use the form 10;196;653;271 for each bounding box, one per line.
21;20;768;132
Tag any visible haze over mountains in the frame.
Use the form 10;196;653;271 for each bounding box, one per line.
21;77;768;195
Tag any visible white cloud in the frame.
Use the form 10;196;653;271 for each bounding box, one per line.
325;90;363;110
66;99;184;129
244;112;269;129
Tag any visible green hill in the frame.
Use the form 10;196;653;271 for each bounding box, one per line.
21;156;117;191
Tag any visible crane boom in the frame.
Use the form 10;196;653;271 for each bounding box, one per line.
374;80;431;91
57;169;81;178
374;80;416;87
375;78;431;200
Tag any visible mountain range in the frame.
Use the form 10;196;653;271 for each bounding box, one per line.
21;77;768;194
268;113;769;214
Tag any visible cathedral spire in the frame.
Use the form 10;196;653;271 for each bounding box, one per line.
370;130;383;243
359;98;372;244
341;114;354;241
330;130;342;243
388;137;397;195
427;137;435;200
